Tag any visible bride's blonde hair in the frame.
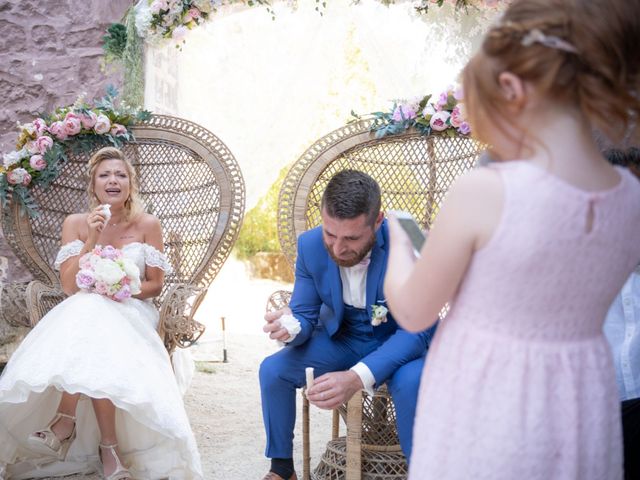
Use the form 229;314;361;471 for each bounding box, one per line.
87;147;144;221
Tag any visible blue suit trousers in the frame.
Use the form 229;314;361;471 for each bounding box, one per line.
259;322;423;459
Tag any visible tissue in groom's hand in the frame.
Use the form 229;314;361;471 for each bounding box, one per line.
305;367;314;389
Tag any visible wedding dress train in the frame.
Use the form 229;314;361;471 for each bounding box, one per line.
0;241;203;479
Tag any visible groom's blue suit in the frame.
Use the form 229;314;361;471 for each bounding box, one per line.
260;219;436;459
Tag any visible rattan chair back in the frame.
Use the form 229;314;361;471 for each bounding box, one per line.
278;118;482;268
2;115;245;309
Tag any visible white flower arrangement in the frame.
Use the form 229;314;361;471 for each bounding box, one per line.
371;304;389;326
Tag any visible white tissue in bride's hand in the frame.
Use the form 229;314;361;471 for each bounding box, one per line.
100;204;112;222
278;314;301;341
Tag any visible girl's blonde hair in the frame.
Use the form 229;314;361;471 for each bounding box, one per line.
463;0;640;146
87;147;144;221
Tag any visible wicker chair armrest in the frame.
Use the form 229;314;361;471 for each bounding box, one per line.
265;289;292;313
158;283;207;354
25;280;66;327
0;282;31;328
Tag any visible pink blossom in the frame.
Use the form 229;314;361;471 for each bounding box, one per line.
93;246;103;256
101;245;120;260
80;111;98;129
94;114;111;134
113;284;131;302
391;104;417;122
7;168;30;185
94;281;109;295
33;118;48;136
48;121;67;141
35;135;54;154
450;106;463;128
437;92;448;107
189;7;201;18
453;86;464;101
63;113;82;136
29;154;46;171
458;122;471;135
109;124;127;137
430;110;451;132
76;269;96;290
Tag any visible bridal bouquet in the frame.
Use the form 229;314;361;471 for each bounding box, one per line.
75;246;141;301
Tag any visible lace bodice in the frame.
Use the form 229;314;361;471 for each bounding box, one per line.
54;240;173;278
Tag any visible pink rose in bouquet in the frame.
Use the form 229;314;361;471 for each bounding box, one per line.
430;110;451;131
75;246;141;302
29;154;47;171
63;112;82;136
35;135;54;154
80;111;98;129
33;118;48;137
48;121;67;141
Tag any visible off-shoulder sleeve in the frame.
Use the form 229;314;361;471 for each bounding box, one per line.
143;244;174;274
54;239;85;270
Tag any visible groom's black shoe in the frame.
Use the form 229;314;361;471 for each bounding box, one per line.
261;472;297;480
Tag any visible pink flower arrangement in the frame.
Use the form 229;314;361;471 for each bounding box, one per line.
76;246;142;302
368;84;471;138
0;88;150;218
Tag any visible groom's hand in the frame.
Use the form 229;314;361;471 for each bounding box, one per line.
263;307;292;342
307;371;364;410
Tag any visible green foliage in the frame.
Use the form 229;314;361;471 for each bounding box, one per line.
102;23;127;63
234;165;289;259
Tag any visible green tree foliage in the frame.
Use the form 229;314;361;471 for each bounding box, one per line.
234;165;289;259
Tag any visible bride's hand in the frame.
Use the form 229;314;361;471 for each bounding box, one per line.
87;207;107;242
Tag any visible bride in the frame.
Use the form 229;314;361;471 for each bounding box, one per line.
0;147;203;479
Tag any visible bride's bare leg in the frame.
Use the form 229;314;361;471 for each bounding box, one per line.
34;392;79;440
92;398;126;476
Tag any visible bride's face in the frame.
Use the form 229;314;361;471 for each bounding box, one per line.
93;159;131;208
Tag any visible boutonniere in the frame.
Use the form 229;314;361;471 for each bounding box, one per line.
371;304;388;326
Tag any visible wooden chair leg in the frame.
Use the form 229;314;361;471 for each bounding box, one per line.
345;390;363;480
302;390;311;480
331;408;340;440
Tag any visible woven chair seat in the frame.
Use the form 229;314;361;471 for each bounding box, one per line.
311;438;407;480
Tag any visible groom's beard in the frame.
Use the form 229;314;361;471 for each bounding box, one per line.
324;232;376;268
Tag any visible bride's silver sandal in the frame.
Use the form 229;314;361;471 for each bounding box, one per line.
99;443;132;480
27;412;76;459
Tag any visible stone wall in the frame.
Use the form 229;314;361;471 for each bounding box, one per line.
0;0;132;282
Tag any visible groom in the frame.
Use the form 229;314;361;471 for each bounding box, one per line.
259;170;436;480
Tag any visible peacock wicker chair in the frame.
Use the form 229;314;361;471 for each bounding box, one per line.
267;118;482;480
1;114;245;355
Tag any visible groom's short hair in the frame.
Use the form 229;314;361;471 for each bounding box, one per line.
321;170;381;226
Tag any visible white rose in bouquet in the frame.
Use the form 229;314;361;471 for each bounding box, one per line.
120;258;142;294
94;258;125;285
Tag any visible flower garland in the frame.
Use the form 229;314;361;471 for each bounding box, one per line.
0;87;151;218
356;85;470;139
128;0;509;45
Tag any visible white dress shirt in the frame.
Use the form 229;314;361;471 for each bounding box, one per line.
283;253;377;394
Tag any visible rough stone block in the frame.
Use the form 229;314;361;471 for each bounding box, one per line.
31;24;60;52
0;20;26;52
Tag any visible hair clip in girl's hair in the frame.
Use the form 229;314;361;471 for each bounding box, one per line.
521;28;579;54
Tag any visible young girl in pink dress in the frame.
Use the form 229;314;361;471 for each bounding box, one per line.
384;0;640;478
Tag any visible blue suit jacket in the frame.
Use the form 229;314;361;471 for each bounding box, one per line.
287;219;434;385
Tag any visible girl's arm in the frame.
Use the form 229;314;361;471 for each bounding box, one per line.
384;167;504;332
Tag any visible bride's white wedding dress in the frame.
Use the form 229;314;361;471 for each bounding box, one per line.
0;241;203;479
